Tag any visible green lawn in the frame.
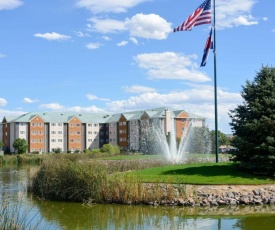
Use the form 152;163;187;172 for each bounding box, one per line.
128;162;275;185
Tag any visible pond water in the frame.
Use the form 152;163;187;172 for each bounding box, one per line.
1;165;275;230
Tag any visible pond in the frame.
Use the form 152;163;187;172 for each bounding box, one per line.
1;165;275;230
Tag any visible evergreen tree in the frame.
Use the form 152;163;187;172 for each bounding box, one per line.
229;66;275;175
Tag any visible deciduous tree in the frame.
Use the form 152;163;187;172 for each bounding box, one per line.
12;138;28;154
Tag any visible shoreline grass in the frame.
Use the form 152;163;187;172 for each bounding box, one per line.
29;155;275;205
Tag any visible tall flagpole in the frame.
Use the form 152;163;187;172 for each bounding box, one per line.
213;0;219;163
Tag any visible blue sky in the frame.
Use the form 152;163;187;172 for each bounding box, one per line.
0;0;274;134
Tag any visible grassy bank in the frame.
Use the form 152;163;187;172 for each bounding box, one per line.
29;155;275;205
129;162;275;185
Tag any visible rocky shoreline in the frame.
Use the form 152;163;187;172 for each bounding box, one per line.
140;184;275;207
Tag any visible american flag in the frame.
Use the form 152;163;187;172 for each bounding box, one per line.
200;27;213;67
174;0;211;32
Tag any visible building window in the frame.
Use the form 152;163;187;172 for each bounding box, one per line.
58;139;62;142
88;131;92;135
32;123;36;127
58;131;62;134
38;131;43;135
70;139;74;143
32;131;37;135
88;139;92;142
58;123;63;126
70;124;74;127
51;139;56;142
31;139;37;143
94;131;97;134
20;123;24;126
20;131;25;135
38;139;44;143
76;139;80;143
38;123;43;127
76;131;81;135
94;124;98;127
51;131;56;134
76;124;81;127
88;124;92;127
70;131;74;135
51;123;56;126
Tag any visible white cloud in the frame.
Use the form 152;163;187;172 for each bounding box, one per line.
106;85;242;133
272;29;275;33
123;85;156;94
0;53;6;58
87;14;172;40
23;97;38;103
87;18;127;34
76;0;151;13
117;40;128;46
216;0;258;29
75;31;90;37
40;103;104;113
126;13;172;40
0;0;23;10
135;52;211;82
86;42;102;49
129;37;138;45
86;94;109;101
0;98;7;106
34;32;71;41
102;36;111;41
263;17;268;21
0;109;25;122
40;103;64;110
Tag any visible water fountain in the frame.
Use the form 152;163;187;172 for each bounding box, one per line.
140;118;211;163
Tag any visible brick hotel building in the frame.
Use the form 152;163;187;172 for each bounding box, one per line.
0;107;205;153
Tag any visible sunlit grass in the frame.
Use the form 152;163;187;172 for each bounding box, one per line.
128;162;275;185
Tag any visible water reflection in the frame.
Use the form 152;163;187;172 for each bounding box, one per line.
1;166;275;229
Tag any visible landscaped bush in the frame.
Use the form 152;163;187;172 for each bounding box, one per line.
100;144;120;155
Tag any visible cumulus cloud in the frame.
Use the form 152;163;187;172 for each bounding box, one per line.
135;52;211;82
40;103;64;110
86;94;110;101
123;85;156;94
0;0;23;10
87;14;172;40
86;42;102;49
129;37;138;45
40;103;104;113
106;85;242;133
34;32;71;41
117;40;128;46
216;0;258;29
76;0;151;13
87;18;127;34
23;97;38;103
102;36;111;41
0;98;7;106
126;13;172;39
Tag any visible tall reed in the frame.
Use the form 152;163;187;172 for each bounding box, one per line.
0;200;40;230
